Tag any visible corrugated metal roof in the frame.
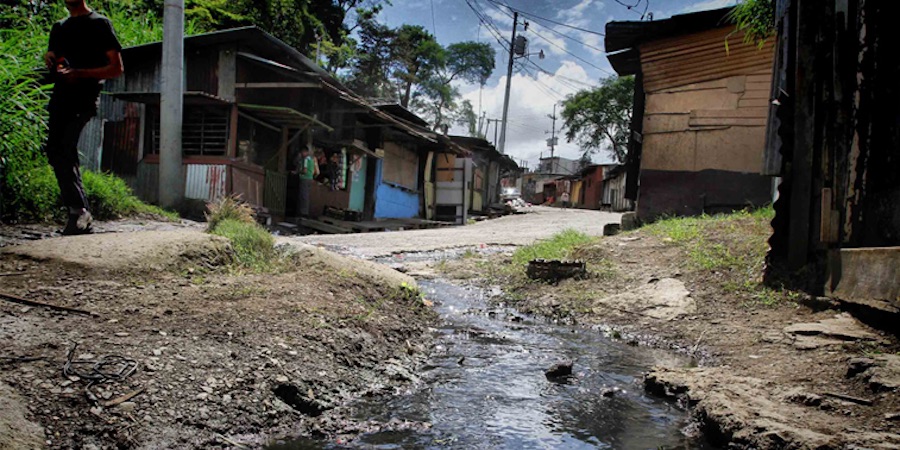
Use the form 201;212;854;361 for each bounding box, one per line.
605;7;735;75
238;103;334;132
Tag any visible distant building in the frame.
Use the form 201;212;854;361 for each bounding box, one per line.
536;156;580;177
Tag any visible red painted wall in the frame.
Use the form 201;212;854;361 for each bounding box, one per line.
581;167;605;209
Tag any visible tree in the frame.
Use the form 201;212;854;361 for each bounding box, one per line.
410;41;495;132
560;76;634;163
391;25;443;108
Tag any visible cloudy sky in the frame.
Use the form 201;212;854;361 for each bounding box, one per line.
376;0;738;169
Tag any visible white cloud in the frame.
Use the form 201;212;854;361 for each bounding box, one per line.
451;61;615;168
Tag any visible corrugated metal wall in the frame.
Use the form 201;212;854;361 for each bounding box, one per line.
640;27;775;93
185;164;227;201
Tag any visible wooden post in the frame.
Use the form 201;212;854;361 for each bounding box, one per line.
788;0;817;270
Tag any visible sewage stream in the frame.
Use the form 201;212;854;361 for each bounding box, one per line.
275;249;705;449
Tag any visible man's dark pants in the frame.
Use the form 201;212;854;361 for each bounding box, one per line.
46;104;92;211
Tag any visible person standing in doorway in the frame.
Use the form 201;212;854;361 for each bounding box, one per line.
44;0;123;235
295;146;319;220
560;191;570;209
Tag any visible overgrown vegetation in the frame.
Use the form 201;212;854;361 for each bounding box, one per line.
0;2;188;222
204;195;255;231
641;207;797;306
729;0;777;46
203;197;275;272
512;229;596;266
210;218;276;272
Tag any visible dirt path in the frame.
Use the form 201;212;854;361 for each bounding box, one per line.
293;206;622;258
0;230;433;449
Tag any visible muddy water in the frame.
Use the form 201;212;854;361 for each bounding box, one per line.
275;275;703;449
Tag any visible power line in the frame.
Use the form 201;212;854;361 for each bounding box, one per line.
528;18;605;54
524;58;599;89
483;0;605;36
430;0;438;38
527;28;615;75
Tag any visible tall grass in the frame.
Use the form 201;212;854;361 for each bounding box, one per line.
512;229;595;266
0;3;203;221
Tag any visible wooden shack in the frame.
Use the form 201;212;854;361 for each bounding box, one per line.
606;8;776;221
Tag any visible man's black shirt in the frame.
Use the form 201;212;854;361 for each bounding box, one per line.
48;11;122;113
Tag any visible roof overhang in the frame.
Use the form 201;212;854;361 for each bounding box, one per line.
605;7;735;75
238;104;334;132
109;91;231;106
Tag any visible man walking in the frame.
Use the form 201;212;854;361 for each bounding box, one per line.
44;0;123;234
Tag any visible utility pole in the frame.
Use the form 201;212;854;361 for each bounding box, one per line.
493;119;500;147
498;11;518;154
547;104;557;158
159;0;184;209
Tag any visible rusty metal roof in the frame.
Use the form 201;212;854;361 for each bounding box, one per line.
605;7;735;75
238;103;334;132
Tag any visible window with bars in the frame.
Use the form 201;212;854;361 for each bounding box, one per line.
147;106;229;156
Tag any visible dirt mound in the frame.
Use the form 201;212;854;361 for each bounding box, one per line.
1;230;232;273
277;239;415;290
0;380;45;450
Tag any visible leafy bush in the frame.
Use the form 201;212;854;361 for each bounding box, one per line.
0;2;200;222
205;196;255;232
82;170;176;220
512;229;595;266
210;218;275;271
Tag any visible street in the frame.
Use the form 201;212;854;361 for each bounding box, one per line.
293;206;621;257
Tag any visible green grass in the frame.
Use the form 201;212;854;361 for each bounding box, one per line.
211;219;276;272
642;206;798;306
512;229;595;266
0;2;201;222
643;207;773;272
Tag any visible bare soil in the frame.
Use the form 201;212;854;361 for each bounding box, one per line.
0;230;435;449
430;226;900;449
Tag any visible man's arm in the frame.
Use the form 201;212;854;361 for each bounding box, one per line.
58;49;123;81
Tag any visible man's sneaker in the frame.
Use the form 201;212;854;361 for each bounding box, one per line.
62;210;93;236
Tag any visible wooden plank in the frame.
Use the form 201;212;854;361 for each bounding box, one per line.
643;113;691;134
739;98;771;108
787;0;817;270
741;89;771;100
689;117;767;127
299;218;351;234
691;108;769;119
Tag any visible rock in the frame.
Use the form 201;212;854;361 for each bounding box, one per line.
621;212;639;231
593;278;694;321
276;375;289;383
545;361;573;380
196;393;209;401
845;354;900;392
784;314;880;349
847;358;876;378
201;386;213;394
117;402;137;412
885;413;900;422
601;388;615;397
603;223;621;236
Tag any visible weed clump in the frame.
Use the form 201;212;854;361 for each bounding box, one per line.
512;229;594;266
205;196;255;232
210;218;275;271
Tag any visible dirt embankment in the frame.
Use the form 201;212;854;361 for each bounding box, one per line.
431;222;900;449
0;230;434;449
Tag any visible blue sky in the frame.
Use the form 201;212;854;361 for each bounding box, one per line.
376;0;738;167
